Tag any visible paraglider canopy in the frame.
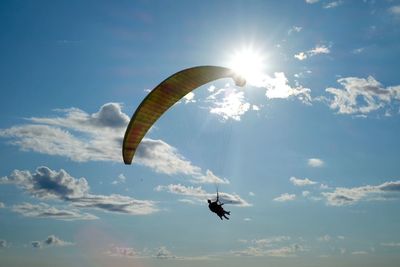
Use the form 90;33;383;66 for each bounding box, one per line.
122;65;246;165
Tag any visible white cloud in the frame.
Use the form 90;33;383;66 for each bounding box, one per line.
290;177;317;186
305;0;319;3
249;191;255;196
12;202;98;221
155;183;251;207
322;180;400;206
190;169;230;184
0;103;225;182
1;166;159;215
302;191;310;197
308;158;324;167
325;76;400;115
263;72;312;104
324;1;343;9
288;26;302;35
274;193;296;202
206;86;251;121
294;52;307;61
112;174;126;185
232;237;303;258
295;45;330;61
0;202;4;208
352;251;368;255
183;92;196;104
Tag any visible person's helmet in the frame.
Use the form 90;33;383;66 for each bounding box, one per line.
207;199;211;203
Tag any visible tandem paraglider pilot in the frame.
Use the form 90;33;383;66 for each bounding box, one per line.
208;194;230;220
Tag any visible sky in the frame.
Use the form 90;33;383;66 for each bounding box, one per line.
1;0;400;266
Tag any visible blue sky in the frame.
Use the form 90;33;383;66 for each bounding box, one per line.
1;0;400;266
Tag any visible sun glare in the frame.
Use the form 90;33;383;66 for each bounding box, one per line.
228;47;266;86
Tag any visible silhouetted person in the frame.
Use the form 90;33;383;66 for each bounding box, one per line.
208;196;230;220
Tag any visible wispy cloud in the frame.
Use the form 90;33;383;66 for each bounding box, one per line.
274;193;296;202
324;1;343;9
322;180;400;206
305;0;319;3
155;183;251;207
1;166;158;215
111;174;126;185
288;26;303;35
290;177;317;186
381;242;400;247
232;236;304;257
12;202;98;221
294;45;330;61
308;158;324;167
325;76;400;115
206;86;251;121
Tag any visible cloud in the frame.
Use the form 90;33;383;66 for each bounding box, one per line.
308;158;324;167
381;242;400;247
12;202;98;221
274;193;296;202
206;86;251;121
305;0;319;3
183;92;196;104
2;166;158;215
318;235;332;242
294;45;330;60
294;52;307;61
322;180;400;206
324;1;343;9
290;177;317;186
389;5;400;15
0;240;7;248
232;237;304;257
154;246;176;259
352;251;368;255
32;241;42;249
190;169;230;184
302;191;310;197
155;183;251;207
0;103;224;182
107;245;145;258
0;202;4;208
32;235;73;248
112;174;126;185
262;72;312;104
325;76;400;115
288;26;302;35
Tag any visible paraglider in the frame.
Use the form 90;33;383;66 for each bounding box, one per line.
208;189;231;220
122;66;246;165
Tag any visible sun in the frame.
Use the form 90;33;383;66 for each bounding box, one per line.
227;47;266;86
